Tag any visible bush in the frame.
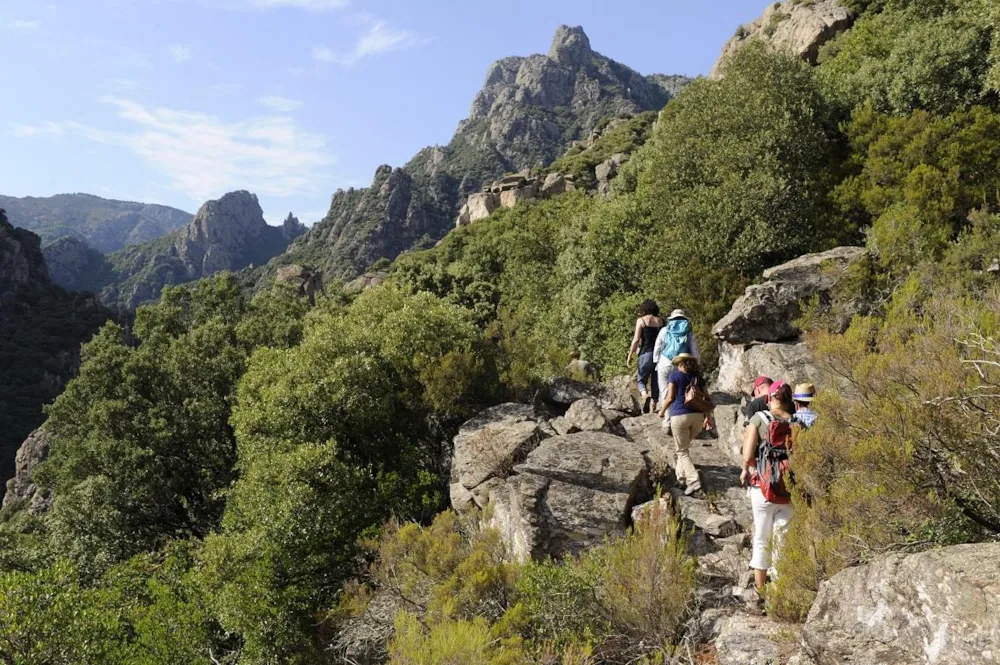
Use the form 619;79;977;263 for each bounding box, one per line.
770;279;1000;620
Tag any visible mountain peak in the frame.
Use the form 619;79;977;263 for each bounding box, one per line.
548;25;592;66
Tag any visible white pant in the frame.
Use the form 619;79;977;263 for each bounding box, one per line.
656;362;671;409
749;486;793;572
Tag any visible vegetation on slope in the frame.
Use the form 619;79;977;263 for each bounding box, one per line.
0;1;998;661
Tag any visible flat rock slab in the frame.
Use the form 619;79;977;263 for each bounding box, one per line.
453;418;541;490
516;432;650;495
714;612;800;665
801;543;1000;665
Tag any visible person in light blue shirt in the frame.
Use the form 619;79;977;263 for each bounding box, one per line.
792;382;817;428
653;309;699;412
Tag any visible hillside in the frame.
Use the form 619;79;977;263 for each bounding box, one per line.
258;25;691;284
0;210;111;495
0;2;999;664
0;193;192;253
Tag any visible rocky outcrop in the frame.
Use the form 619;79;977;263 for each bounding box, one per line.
2;427;52;514
796;543;1000;665
95;191;303;309
711;0;857;79
712;246;866;394
455;170;577;227
268;26;688;279
0;193;192;253
0;214;49;301
489;432;652;561
541;375;639;415
42;236;114;293
595;152;629;197
275;264;325;302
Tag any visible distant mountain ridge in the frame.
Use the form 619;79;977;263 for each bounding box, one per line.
0;193;193;253
43;191;305;309
259;25;692;284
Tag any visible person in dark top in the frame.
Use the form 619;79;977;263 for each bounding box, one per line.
742;375;773;426
657;353;710;497
627;299;664;413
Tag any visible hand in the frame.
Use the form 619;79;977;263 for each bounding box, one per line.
704;417;713;431
626;355;633;367
740;468;749;487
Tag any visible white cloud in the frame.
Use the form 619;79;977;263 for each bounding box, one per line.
312;19;426;66
258;96;304;113
14;97;334;204
170;44;193;62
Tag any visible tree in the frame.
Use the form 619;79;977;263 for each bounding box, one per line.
637;41;844;278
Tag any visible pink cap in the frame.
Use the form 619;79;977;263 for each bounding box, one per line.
752;375;773;392
768;380;786;395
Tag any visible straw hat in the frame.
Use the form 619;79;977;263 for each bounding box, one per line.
793;383;816;402
671;352;697;365
667;308;688;320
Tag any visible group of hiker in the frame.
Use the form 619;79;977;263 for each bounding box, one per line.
626;299;819;610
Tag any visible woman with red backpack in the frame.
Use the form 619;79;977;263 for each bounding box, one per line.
740;381;796;608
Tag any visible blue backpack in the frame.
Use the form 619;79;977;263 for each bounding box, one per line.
658;318;691;363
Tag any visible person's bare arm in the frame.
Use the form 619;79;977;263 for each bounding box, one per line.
626;318;643;366
658;382;675;418
740;423;759;486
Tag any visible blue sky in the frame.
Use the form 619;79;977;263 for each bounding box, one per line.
2;0;763;225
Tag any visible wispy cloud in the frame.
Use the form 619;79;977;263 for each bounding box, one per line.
170;44;193;62
7;18;41;32
13;97;334;203
258;96;304;113
312;19;427;66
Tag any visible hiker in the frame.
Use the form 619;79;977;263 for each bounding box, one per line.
658;353;712;498
792;383;817;428
740;382;796;608
653;308;700;411
741;375;773;425
627;300;664;412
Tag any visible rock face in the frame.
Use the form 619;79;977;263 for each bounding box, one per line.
267;26;690;281
595;152;629;197
2;427;52;513
541;375;639;415
0;193;192;253
41;236;113;293
0;214;49;301
275;264;325;302
798;543;1000;665
712;246;867;394
343;269;387;294
711;0;857;79
94;191;303;309
489;432;652;561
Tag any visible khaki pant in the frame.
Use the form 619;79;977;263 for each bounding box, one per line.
670;412;704;492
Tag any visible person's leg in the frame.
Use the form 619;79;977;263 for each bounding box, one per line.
767;502;795;580
670;413;699;488
656;363;671;412
749;487;775;591
649;361;660;408
682;415;704;493
637;352;655;411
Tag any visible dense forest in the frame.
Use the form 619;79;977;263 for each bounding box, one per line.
1;0;999;663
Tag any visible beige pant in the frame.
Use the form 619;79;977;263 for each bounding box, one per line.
670;412;704;492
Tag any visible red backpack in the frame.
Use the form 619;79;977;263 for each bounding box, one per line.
755;412;793;504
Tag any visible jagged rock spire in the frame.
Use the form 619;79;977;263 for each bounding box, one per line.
548;25;592;66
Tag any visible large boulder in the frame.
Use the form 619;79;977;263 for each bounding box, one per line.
595;152;628;197
539;172;575;198
564;398;609;432
451;403;543;499
711;0;857;79
3;427;52;514
799;543;1000;665
489;432;652;561
499;183;536;208
713;247;867;345
343;270;387;295
465;192;500;223
541;375;639;415
712;247;866;395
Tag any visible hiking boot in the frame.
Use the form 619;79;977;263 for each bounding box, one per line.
744;587;766;615
684;486;706;499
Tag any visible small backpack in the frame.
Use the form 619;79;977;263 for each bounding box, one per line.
683;376;714;414
658;318;691;363
755;412;794;504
